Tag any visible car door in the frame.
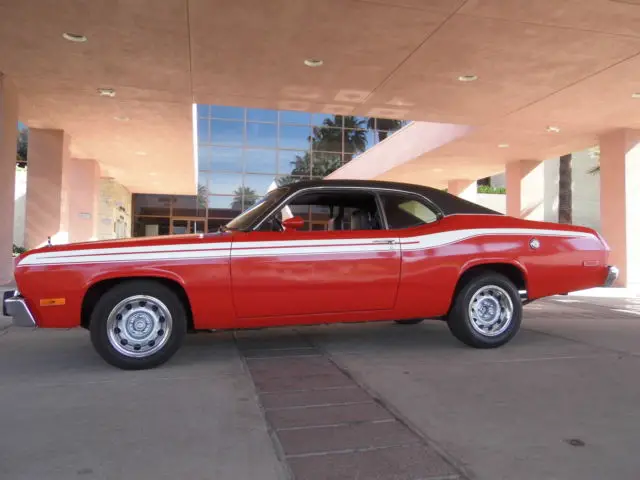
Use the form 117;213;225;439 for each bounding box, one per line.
377;191;454;319
230;187;401;318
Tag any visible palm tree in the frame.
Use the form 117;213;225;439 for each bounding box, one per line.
587;146;600;174
16;128;27;168
558;154;572;224
366;118;403;142
231;186;257;211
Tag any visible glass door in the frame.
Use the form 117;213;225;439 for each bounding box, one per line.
170;218;207;235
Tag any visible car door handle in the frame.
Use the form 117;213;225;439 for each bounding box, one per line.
372;239;395;244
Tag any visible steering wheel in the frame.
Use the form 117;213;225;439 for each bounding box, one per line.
271;216;284;232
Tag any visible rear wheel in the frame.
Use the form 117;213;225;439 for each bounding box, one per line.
447;273;522;348
89;280;187;370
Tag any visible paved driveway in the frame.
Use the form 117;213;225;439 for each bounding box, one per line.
1;296;640;480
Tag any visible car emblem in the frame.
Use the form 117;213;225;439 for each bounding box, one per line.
529;238;540;250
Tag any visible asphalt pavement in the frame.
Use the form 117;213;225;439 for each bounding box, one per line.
1;295;640;480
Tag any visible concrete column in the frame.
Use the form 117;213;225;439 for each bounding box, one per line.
447;179;477;203
25;129;71;249
599;130;640;288
68;159;101;243
0;74;18;285
505;160;544;220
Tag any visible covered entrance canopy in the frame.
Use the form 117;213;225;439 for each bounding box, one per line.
3;0;640;191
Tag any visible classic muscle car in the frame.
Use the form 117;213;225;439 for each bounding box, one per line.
3;179;617;369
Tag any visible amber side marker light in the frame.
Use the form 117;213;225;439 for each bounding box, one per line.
40;298;66;307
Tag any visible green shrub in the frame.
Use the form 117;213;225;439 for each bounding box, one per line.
12;244;27;255
477;185;506;194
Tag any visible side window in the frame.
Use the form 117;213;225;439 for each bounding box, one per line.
380;192;439;229
267;189;383;231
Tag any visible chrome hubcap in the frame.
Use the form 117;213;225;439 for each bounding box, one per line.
106;295;172;358
468;285;514;337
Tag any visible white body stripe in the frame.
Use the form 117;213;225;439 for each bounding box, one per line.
19;249;231;266
18;228;597;267
399;228;595;252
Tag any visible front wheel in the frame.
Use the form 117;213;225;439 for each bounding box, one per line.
89;280;187;370
447;273;522;348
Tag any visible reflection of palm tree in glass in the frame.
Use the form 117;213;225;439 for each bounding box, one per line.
342;117;367;164
231;186;257;210
367;118;403;142
281;116;369;182
197;184;209;209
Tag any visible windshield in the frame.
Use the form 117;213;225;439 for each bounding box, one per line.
225;187;290;231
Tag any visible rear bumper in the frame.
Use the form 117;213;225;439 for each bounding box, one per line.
604;265;619;287
2;290;37;328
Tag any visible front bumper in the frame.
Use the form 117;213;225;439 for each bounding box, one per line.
2;290;37;327
604;265;619;287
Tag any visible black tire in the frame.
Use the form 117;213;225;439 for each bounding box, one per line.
394;319;424;325
89;280;187;370
447;273;522;348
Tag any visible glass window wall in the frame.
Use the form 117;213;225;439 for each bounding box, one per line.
132;106;409;237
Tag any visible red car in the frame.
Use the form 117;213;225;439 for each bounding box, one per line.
3;180;617;370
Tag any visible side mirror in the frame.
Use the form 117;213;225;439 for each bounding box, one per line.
282;216;304;231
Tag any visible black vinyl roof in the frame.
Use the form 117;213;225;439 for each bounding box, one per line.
284;179;502;216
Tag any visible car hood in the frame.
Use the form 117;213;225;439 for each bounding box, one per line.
16;232;233;263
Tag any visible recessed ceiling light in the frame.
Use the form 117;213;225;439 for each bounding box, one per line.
458;74;478;82
632;92;640;98
498;143;510;148
149;172;158;176
546;125;561;133
62;32;87;43
135;151;147;156
304;59;324;67
432;168;444;172
113;115;129;121
97;88;116;97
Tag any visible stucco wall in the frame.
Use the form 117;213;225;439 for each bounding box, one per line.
476;193;506;214
489;173;506;189
98;178;132;240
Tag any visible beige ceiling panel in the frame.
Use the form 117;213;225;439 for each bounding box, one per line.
460;0;640;38
354;0;467;14
0;0;191;98
368;14;640;124
189;0;448;106
498;54;640;132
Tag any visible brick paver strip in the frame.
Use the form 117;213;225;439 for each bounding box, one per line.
288;444;460;480
261;386;373;410
237;332;467;480
278;420;419;456
266;402;393;430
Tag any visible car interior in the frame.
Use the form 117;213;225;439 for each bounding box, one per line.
260;189;439;232
269;190;383;231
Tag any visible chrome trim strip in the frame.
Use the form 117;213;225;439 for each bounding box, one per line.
252;185;444;231
604;265;619;287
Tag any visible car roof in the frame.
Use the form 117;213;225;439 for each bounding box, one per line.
284;179;502;216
